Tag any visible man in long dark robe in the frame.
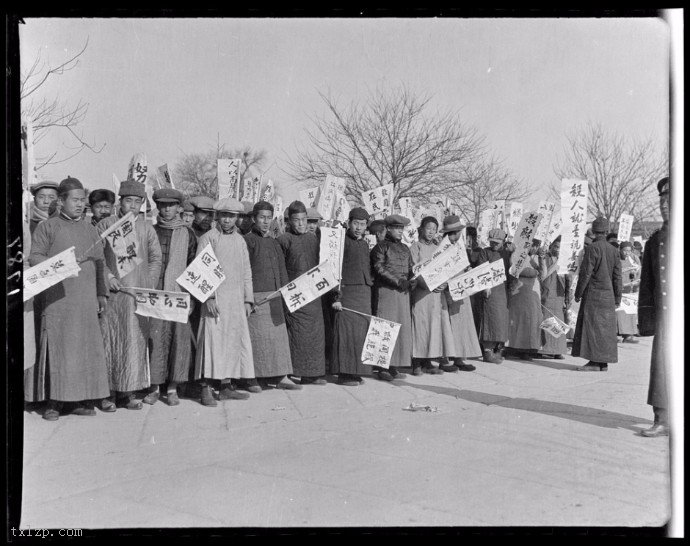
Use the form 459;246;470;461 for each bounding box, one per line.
331;207;372;385
465;226;483;338
277;200;327;385
187;195;216;340
572;217;622;371
147;188;198;406
28;177;111;420
638;177;670;437
244;201;301;391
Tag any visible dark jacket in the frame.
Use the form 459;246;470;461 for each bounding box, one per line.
244;226;289;292
370;233;414;290
340;230;373;287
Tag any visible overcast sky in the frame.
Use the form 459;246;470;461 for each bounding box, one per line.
20;16;670;209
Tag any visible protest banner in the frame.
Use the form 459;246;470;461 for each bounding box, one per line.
508;211;543;277
333;192;351;224
617;213;634;243
100;212;143;277
112;173;121;194
488;200;505;230
617;293;638;315
476;209;494;248
411;237;453;276
365;234;377;251
23;246;81;302
448;259;506;302
533;200;557;243
361;183;394;220
129;288;191;323
504;202;524;238
176;243;226;303
540;315;570;338
416;240;469;292
319;226;346;282
157;163;175;189
252;175;263;204
544;215;563;247
279;261;339;313
127;152;148;185
557;179;589;275
398;197;414;219
271;195;284;220
316;175;347;220
361;316;401;370
397;197;418;247
241;176;259;203
217;158;241;200
261;179;275;202
299;187;320;208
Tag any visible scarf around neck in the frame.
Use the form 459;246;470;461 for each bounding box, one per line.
156;215;186;230
30;202;50;223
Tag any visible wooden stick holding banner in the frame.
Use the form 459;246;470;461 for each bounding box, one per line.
253;289;281;308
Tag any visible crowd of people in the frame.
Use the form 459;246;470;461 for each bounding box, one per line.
22;175;670;437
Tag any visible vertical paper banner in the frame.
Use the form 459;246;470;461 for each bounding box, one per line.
544;215;562;247
157;164;175;189
99;212;143;277
533;200;557;243
398;197;414;219
488;200;505;230
112;174;121;194
127;153;149;185
261;179;275;202
557;179;589;275
217;158;241;200
333;192;351;224
361;184;394;220
271;195;284;220
240;176;257;203
476;209;494;248
508;212;544;277
299;187;320;208
504;202;524;238
617;213;634;243
252;175;263;204
319;226;346;282
361;316;401;370
317;175;347;220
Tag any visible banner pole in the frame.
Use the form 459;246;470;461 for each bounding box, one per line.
254;289;281;307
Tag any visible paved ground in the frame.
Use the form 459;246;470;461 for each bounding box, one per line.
20;337;670;529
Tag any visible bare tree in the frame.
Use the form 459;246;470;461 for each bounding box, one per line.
174;138;267;198
287;86;486;204
553;122;668;226
450;155;532;226
21;37;105;170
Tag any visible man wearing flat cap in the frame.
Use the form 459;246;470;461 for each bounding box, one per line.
236;201;255;235
88;189;116;227
571;216;622;372
367;219;386;245
181;200;195;226
370;214;415;381
28;180;59;234
194;197;256;406
330;207;374;385
96;180;162;411
277;200;327;385
306;207;323;238
188;195;216;240
27;176;111;420
638;176;670;436
146;188;198;406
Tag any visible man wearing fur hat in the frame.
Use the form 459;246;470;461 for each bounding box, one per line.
88;189;116;227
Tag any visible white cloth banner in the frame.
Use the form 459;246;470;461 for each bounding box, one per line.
617;293;638;315
540;315;570;338
131;288;190;324
100;212;143;277
534;200;557;243
417;240;469;292
412;238;453;276
361;184;394;220
333;192;351;224
317;175;347;220
361;316;401;370
176;243;226;303
504;202;524;238
252;175;263;204
111;173;121;194
299;187;320;208
241;176;259;203
127;152;148;185
319;227;346;282
617;213;634;243
398;197;414;219
280;261;338;313
398;197;419;247
261;179;275;202
157;163;175;189
557;179;589;275
217;158;241;200
508;212;543;277
23;246;81;302
271;195;284;220
448;259;506;302
365;234;377;251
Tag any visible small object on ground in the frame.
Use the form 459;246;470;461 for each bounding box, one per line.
403;402;439;412
271;406;286;411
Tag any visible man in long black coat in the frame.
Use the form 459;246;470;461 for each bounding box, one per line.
638;177;670;437
572;217;622;371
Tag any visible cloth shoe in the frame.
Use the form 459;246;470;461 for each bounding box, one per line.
576;361;608;372
42;400;62;421
99;398;116;412
439;363;459;372
622;336;639;344
166;391;180;406
641;423;669;437
389;368;407;379
200;385;218;407
377;370;395;382
301;376;327;385
412;366;424;376
142;390;160;405
219;386;250;400
276;377;303;390
116;394;143;410
70;402;97;416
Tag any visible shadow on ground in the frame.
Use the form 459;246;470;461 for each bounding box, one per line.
396;381;653;431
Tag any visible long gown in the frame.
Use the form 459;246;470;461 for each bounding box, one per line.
478;247;511;345
506;258;543;351
539;254;569;355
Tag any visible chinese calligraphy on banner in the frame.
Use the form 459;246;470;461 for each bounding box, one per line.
476;209;494;248
317;175;347;220
176;243;226;303
217;158;241;200
557;179;589;275
508;212;544;277
617;213;634;243
361;184;394;220
533;200;557;243
616;293;638;315
261;179;275;202
156;164;175;189
241;176;260;203
299;187;320;208
100;212;143;277
127;152;148;185
131;288;190;323
540;315;570;338
279;261;338;313
504;202;524;238
319;227;346;282
544;216;562;247
23;246;81;302
417;240;470;292
361;316;401;370
412;238;453;276
448;259;506;302
333;192;351;224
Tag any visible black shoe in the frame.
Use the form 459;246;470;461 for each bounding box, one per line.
422;366;443;375
377;370;395;382
456;363;476;371
70;403;97;416
43;401;61;421
553;354;565;360
337;378;359;386
412;366;424;376
641;423;669;437
301;376;327;385
200;386;218;406
521;353;533;361
576;362;607;372
439;364;459;373
219;386;250;400
622;336;640;344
